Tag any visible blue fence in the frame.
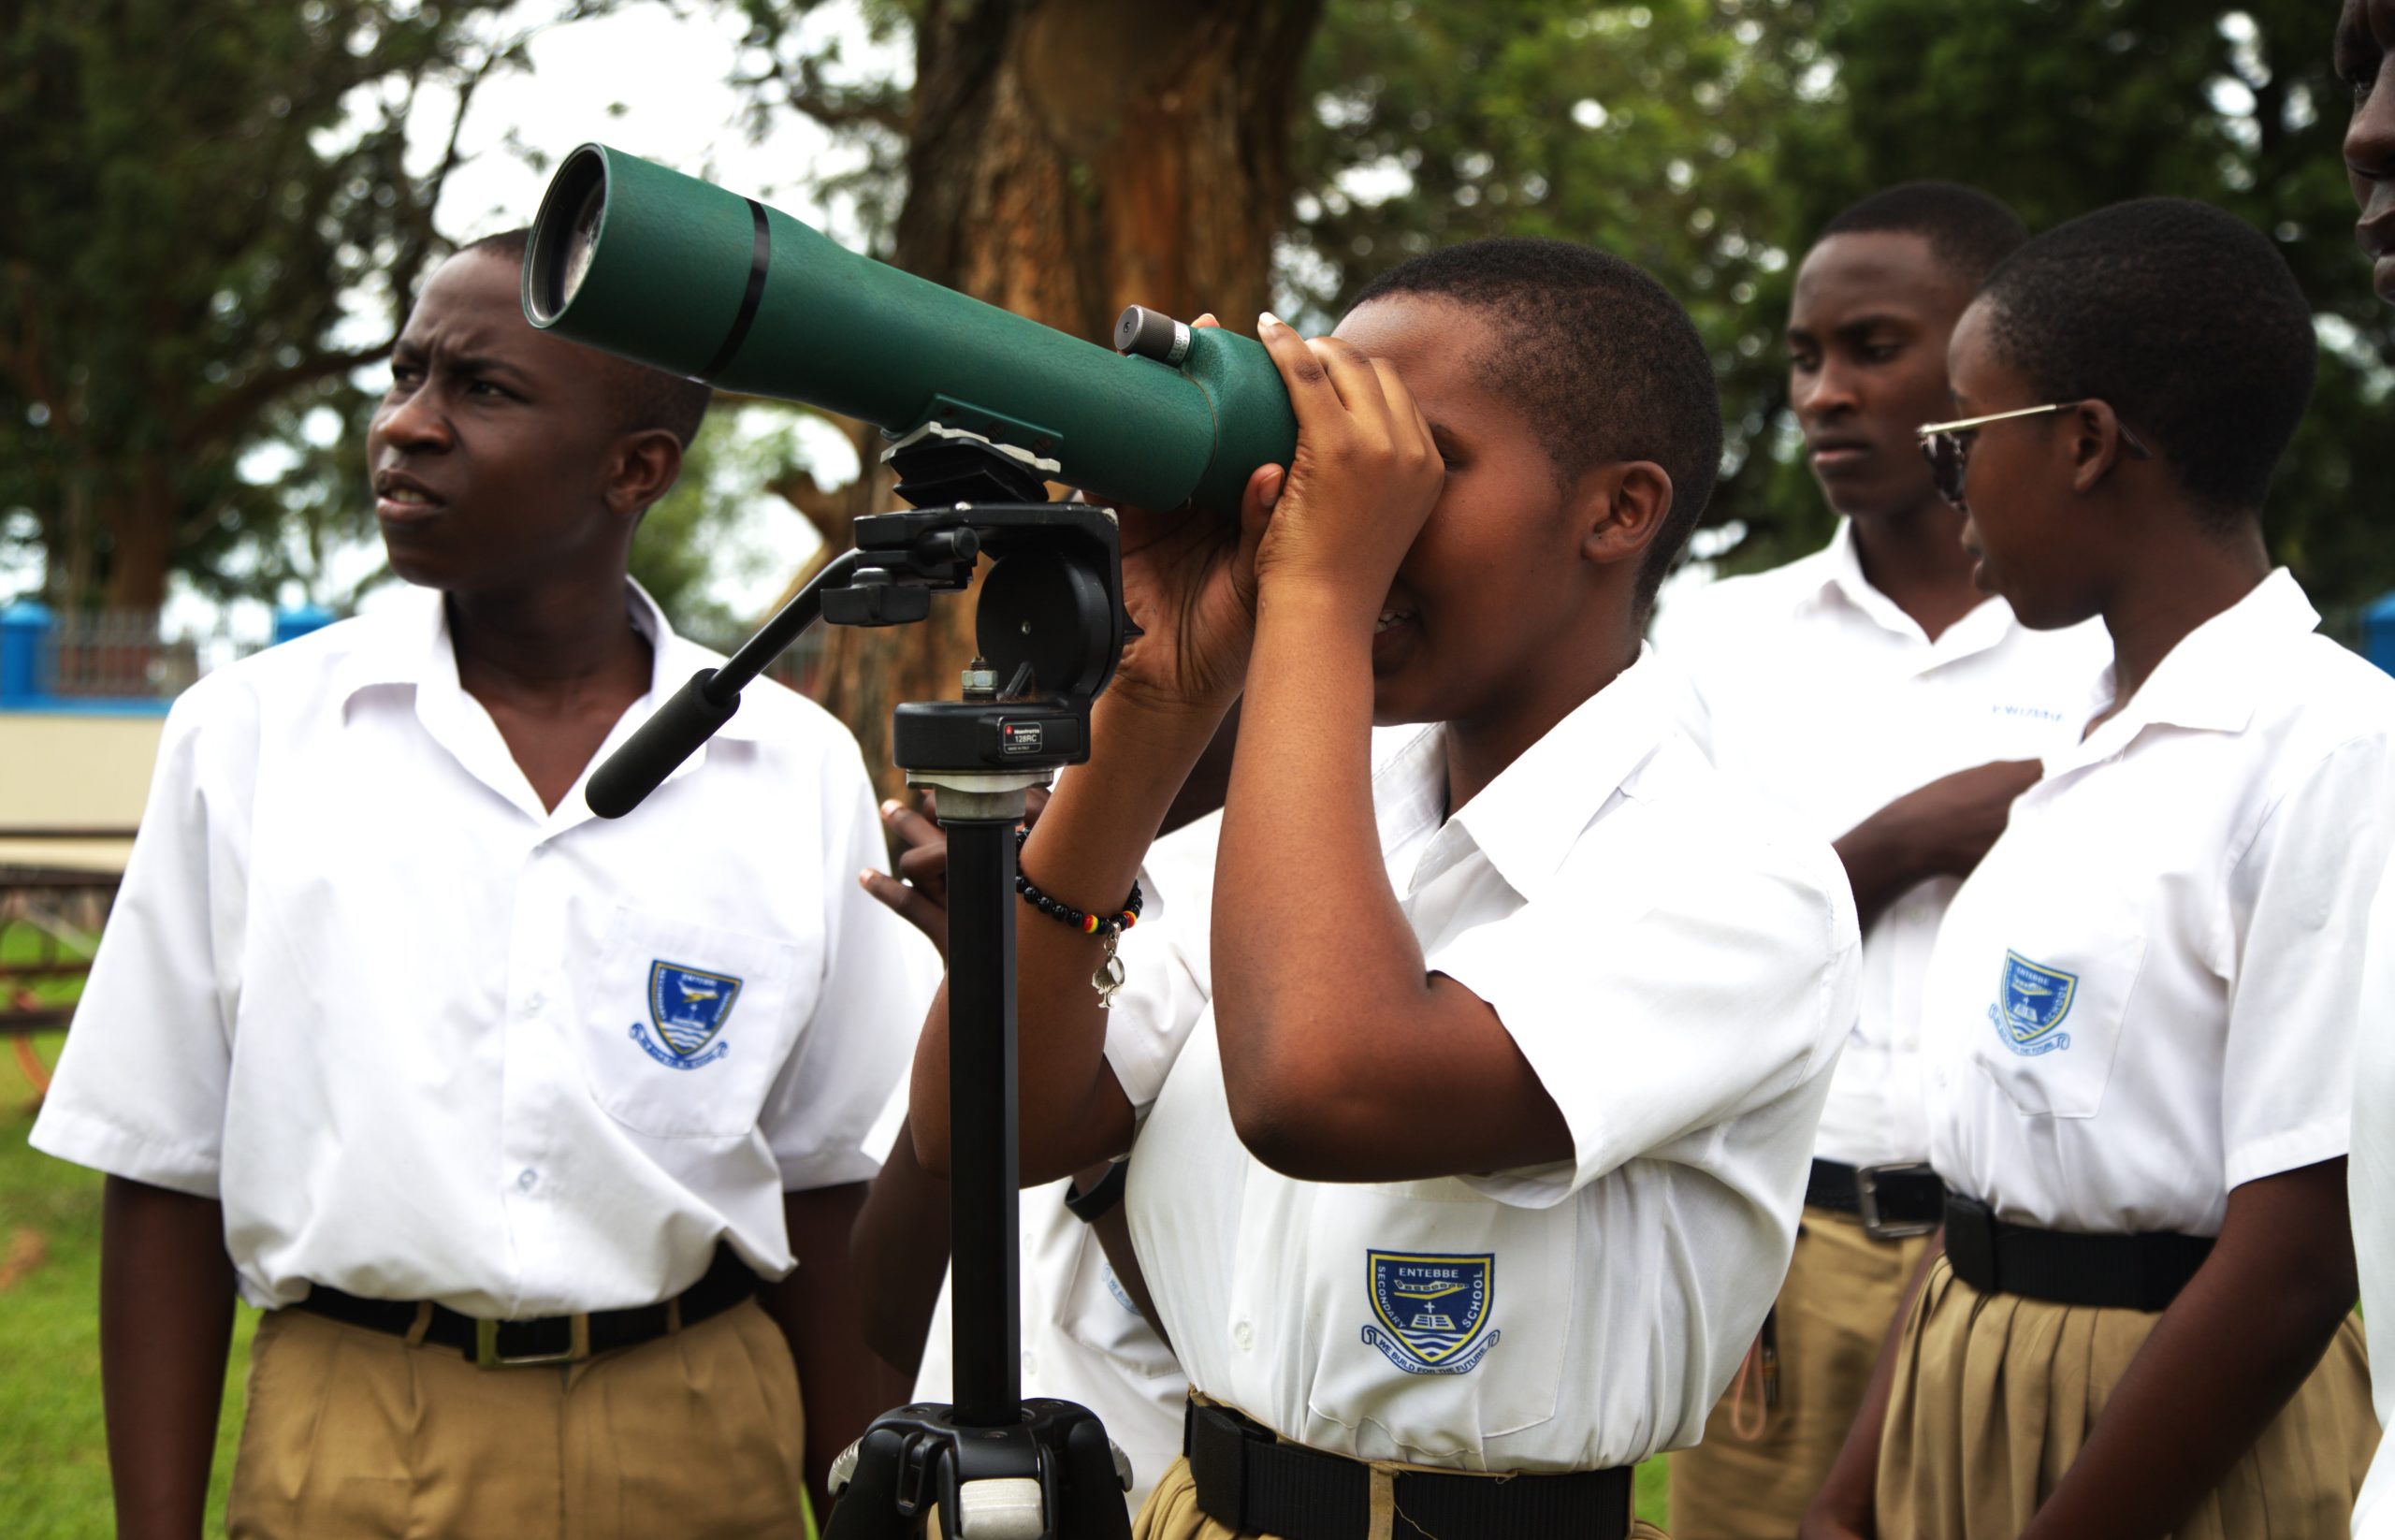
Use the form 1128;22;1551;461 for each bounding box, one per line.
0;603;333;715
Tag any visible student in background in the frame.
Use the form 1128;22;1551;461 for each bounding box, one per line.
1652;182;2109;1538
1805;197;2388;1540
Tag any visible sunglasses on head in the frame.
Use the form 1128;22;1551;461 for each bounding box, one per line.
1914;402;2153;510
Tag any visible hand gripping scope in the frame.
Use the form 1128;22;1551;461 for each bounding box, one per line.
521;143;1296;516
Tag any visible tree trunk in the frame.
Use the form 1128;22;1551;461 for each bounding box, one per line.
813;0;1323;798
96;462;178;614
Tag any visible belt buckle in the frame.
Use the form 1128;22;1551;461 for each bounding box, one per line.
474;1314;591;1369
1855;1162;1942;1241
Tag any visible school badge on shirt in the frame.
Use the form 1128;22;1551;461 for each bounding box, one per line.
1362;1251;1500;1375
1991;950;2078;1057
631;961;743;1070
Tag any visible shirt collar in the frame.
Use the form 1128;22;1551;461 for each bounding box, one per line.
1814;518;1913;632
335;580;767;742
1801;518;2018;661
1380;647;1677;903
2080;567;2317;748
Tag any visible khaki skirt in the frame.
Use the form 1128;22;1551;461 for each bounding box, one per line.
1876;1257;2377;1540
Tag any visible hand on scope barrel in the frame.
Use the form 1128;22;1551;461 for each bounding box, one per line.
1098;314;1283;719
860;788;1052;957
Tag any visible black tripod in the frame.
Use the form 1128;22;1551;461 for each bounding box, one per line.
587;429;1139;1540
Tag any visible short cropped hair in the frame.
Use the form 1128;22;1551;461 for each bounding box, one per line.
1817;181;2029;289
1976;197;2316;520
1348;237;1722;617
458;227;713;449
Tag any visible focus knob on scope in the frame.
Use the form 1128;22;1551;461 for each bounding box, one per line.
1113;306;1192;368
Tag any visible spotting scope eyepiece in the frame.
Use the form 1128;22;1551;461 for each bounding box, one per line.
523;144;1298;516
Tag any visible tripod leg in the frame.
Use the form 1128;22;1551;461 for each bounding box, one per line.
941;811;1024;1427
1058;1411;1137;1540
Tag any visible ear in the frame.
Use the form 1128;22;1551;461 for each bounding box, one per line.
1577;460;1675;571
2065;400;2133;496
604;428;686;519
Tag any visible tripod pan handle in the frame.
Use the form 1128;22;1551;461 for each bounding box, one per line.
587;668;740;819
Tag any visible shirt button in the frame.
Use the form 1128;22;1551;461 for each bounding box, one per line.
1232;1320;1254;1351
521;993;546;1017
1022;1349;1039;1375
517;1169;539;1192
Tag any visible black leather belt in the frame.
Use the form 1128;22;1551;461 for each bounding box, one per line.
1942;1192;2213;1313
293;1244;762;1367
1807;1157;1945;1240
1185;1399;1631;1540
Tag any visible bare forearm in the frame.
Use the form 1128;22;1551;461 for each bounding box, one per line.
848;1121;951;1375
1834;760;2043;929
2018;1165;2356;1540
1215;592;1424;1115
909;690;1225;1182
1832;813;1930;933
100;1176;235;1540
1212;596;1571;1179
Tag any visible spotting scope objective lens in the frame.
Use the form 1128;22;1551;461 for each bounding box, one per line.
525;149;608;324
561;184;603;311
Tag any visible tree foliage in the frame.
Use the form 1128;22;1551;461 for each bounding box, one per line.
7;0;2387;636
1285;0;1831;569
1291;0;2391;613
0;0;610;611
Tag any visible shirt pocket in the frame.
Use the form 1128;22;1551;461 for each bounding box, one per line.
573;905;814;1140
1267;1177;1578;1456
1964;903;2147;1121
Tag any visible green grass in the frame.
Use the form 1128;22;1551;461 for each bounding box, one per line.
1637;1457;1669;1527
0;1032;257;1539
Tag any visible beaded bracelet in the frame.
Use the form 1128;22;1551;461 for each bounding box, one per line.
1015;825;1144;1008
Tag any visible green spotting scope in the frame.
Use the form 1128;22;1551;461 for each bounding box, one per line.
522;144;1297;516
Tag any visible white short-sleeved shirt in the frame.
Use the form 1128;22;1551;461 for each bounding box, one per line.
2355;849;2395;1536
1106;654;1860;1472
1921;570;2395;1237
31;583;938;1316
1651;522;2109;1169
2350;849;2395;1537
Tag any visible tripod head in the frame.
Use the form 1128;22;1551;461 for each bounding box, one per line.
587;427;1129;819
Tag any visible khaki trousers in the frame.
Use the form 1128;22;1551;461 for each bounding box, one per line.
1876;1257;2378;1540
1671;1208;1935;1539
226;1297;808;1540
1132;1454;1669;1540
